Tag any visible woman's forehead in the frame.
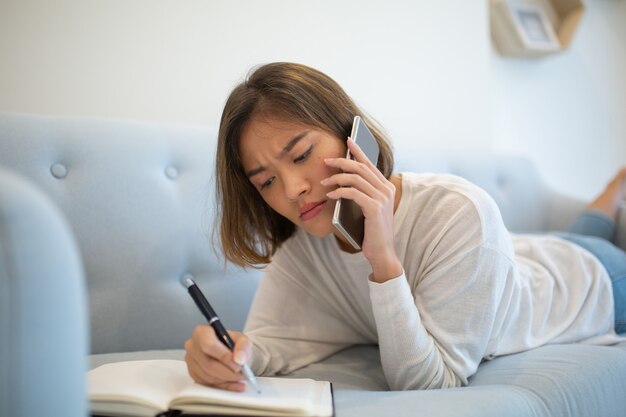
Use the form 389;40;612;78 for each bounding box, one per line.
239;117;310;148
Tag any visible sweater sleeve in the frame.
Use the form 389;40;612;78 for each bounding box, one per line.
370;272;458;390
369;246;512;390
369;190;516;390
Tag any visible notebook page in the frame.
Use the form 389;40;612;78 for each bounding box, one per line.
181;381;332;417
88;360;193;411
172;376;317;414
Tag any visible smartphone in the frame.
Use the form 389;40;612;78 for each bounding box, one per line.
331;116;380;250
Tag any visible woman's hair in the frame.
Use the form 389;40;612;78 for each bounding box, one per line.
216;62;394;267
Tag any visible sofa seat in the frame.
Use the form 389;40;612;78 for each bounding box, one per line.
91;343;626;417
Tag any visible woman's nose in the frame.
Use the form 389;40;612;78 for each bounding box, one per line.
285;176;310;201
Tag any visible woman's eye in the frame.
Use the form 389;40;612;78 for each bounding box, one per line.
294;145;313;163
260;177;275;190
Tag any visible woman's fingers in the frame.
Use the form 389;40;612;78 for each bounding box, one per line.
231;332;253;366
323;140;395;220
323;171;379;197
323;158;385;192
345;137;387;182
187;363;246;392
192;325;240;370
185;348;242;384
326;182;382;213
323;159;394;206
183;325;249;392
324;138;386;186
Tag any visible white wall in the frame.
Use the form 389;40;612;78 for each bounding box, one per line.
0;0;624;200
0;0;490;155
490;0;626;200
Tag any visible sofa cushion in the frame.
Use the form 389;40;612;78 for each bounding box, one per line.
90;342;626;417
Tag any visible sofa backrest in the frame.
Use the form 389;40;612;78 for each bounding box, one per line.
0;112;583;354
0;112;261;354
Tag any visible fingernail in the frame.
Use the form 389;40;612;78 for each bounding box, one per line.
234;351;245;365
320;178;329;185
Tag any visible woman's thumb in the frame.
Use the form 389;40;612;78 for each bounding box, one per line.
232;333;251;365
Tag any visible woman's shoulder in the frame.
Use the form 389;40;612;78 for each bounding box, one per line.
400;171;483;191
395;172;507;245
398;172;497;211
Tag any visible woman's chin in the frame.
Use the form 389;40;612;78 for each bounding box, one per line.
298;205;336;237
301;222;335;238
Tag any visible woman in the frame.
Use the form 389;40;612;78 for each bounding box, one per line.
184;62;626;392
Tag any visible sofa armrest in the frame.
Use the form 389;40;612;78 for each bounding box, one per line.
0;167;88;417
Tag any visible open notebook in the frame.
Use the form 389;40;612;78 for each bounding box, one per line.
88;359;333;417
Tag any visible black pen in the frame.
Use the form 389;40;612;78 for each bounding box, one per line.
183;277;261;393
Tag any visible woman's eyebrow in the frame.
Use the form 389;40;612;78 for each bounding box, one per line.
246;131;310;178
277;131;310;159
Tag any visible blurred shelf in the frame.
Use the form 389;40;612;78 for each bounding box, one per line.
490;0;585;58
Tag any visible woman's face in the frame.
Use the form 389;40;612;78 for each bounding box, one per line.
239;116;346;238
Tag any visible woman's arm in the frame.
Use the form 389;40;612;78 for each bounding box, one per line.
369;178;516;390
369;244;514;390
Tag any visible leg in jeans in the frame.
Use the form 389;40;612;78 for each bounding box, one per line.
559;167;626;334
557;230;626;334
567;210;615;242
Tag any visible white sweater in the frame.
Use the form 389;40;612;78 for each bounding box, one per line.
244;173;621;390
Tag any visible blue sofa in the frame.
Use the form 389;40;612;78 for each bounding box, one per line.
1;112;625;417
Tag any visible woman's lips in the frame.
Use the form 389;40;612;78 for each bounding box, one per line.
300;201;327;221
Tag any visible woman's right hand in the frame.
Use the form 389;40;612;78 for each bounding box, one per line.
184;324;253;392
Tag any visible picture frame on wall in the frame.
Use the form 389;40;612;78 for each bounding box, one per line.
509;2;560;52
490;0;576;58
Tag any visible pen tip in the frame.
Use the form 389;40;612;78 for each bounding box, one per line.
182;276;195;288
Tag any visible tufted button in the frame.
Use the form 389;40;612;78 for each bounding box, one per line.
165;166;179;180
180;273;195;288
50;163;68;179
496;174;507;188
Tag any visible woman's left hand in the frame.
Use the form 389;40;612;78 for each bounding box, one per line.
323;138;403;283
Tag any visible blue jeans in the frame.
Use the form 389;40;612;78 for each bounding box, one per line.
555;210;626;334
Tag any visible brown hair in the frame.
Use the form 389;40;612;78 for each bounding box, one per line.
215;62;394;267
